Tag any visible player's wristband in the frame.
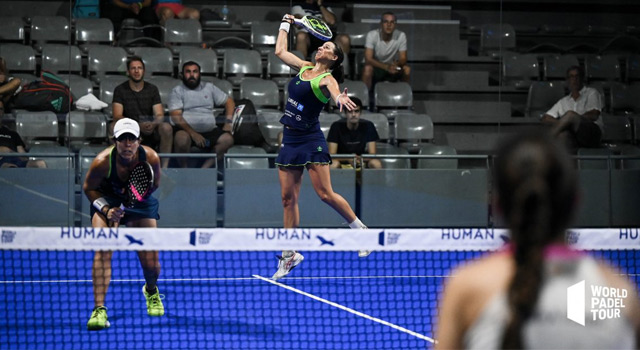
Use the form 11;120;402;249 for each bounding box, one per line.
93;197;109;212
335;92;344;107
225;118;233;124
279;22;290;33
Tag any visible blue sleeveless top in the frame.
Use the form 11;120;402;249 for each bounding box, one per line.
280;66;332;131
98;146;148;203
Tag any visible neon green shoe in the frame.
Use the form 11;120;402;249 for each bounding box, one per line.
87;306;110;330
142;285;165;316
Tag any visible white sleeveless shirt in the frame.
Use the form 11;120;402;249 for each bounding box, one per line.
464;254;635;349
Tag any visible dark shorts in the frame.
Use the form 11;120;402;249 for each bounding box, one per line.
141;127;161;150
173;125;228;152
0;156;27;168
90;195;160;226
575;120;602;148
276;126;331;167
373;67;403;84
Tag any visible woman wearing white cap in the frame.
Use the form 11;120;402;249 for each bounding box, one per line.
82;117;164;331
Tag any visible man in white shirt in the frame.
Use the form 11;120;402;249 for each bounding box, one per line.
541;66;603;150
361;12;411;91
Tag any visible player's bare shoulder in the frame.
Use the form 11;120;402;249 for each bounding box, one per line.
90;146;115;172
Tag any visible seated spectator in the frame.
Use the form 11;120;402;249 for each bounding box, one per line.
362;12;411;92
112;56;173;168
101;0;161;41
0;120;47;168
168;61;234;168
436;131;639;349
156;0;200;25
327;97;382;169
541;66;603;152
0;57;21;117
292;0;351;59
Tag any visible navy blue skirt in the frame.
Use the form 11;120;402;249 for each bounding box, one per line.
275;126;331;167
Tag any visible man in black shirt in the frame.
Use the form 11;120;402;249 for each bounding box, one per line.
0;122;46;168
112;56;172;168
327;97;382;169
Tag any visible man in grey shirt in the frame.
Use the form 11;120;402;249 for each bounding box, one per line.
168;61;235;168
361;12;411;91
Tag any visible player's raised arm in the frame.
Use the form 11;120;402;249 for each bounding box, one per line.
275;14;310;70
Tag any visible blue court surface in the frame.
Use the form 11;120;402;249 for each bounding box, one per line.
1;249;637;349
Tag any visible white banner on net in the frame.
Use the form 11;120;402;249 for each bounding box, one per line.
0;227;639;251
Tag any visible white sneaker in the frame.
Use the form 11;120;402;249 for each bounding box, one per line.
358;250;371;258
271;252;305;280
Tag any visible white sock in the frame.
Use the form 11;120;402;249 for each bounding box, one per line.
349;217;366;229
282;250;295;258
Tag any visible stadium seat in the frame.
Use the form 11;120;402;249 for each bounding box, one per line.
542;54;579;80
129;47;174;77
239;78;280;111
178;47;218;77
360;113;389;142
30;16;70;50
225;145;269;169
64;75;94;99
0;16;26;44
584;55;621;82
15;111;58;146
417;144;458;169
98;76;129;116
250;22;278;56
319;113;341;139
525;81;565;118
627;55;640;82
28;144;72;169
338;23;372;48
257;110;283;152
394;113;434;153
620;145;640;169
502;53;539;89
41;44;83;76
208;77;234;98
609;83;640;115
267;51;302;88
75;18;114;52
0;44;37;80
601;114;632;146
374;82;414;119
479;23;516;58
163;19;202;54
65;111;108;149
79;145;106;170
87;45;128;84
374;143;410;169
223;49;263;86
147;77;181;110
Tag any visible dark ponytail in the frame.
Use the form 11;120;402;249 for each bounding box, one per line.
494;131;577;349
330;43;345;84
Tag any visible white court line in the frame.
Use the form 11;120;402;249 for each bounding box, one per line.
253;274;436;344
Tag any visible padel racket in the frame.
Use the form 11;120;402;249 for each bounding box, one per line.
124;161;154;208
293;15;333;41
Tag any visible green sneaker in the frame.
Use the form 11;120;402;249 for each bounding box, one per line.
87;306;110;331
142;285;165;316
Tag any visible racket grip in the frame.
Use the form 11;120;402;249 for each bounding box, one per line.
110;204;125;228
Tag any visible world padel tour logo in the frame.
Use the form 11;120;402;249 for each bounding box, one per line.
567;280;628;326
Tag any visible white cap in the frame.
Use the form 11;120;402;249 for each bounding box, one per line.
113;118;140;139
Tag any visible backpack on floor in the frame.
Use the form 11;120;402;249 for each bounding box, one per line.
231;98;265;147
13;71;74;113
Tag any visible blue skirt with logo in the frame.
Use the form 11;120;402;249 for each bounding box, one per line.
275;126;331;167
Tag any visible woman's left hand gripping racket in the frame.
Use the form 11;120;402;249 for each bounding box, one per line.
293;15;333;41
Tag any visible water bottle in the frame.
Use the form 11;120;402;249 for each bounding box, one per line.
221;4;229;21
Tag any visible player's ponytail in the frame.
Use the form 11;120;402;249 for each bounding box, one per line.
330;43;345;84
494;131;577;349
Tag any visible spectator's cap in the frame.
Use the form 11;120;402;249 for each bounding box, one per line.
113;118;140;138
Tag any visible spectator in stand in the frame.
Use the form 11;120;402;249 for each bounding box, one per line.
292;0;351;59
0;120;47;169
327;97;382;169
101;0;161;41
112;56;172;168
541;66;604;152
168;61;234;168
362;12;411;91
155;0;200;25
0;57;21;117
